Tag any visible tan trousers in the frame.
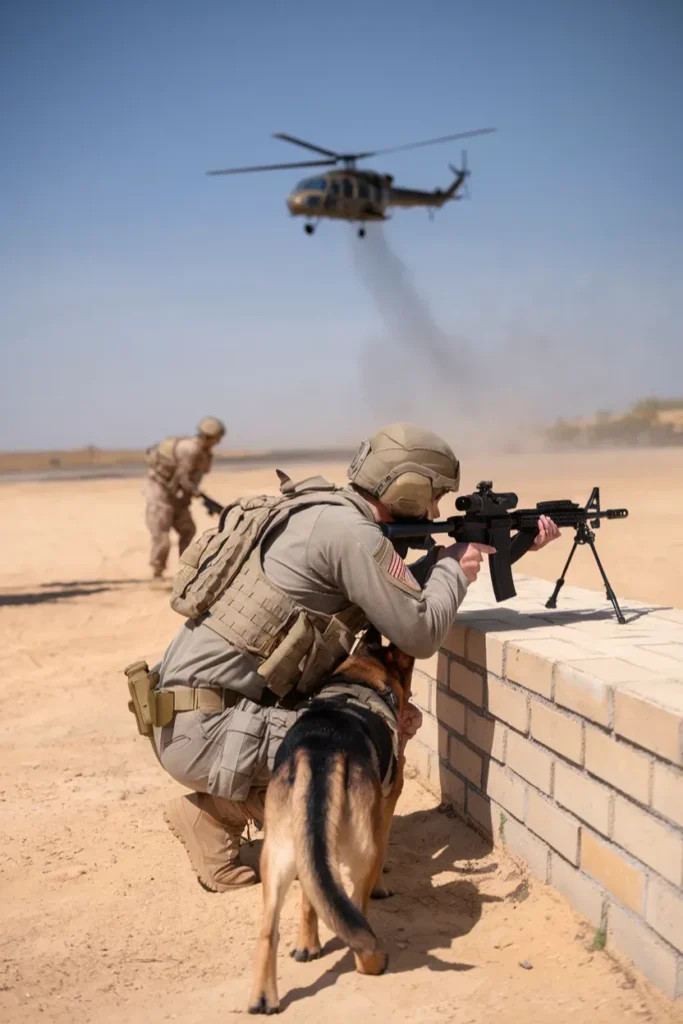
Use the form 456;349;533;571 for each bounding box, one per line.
145;494;196;574
152;698;299;803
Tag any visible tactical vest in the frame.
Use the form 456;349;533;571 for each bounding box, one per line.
146;436;183;488
170;473;377;703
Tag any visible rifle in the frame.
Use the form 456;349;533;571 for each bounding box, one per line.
381;481;629;623
198;492;224;517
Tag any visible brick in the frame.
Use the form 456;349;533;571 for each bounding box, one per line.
425;748;441;793
549;853;604;927
417;712;439;755
415;653;439;684
589;642;683;678
448;661;484;707
580;831;645;913
485;761;527;821
449;736;483;787
554;661;614;728
613;796;683;887
467;788;494;835
526;790;580;864
608;903;682;1000
466;707;505;761
505;639;589;699
410;742;441;795
505;732;553;795
465;628;505;677
530;700;583;765
500;813;550;882
614;683;683;766
405;741;429;784
436;690;466;734
435;651;450;686
646;876;683;952
410;669;432;715
560;656;667;684
486;676;529;733
438;725;449;760
443;624;466;658
554;761;611;836
584;727;650;804
439;765;466;809
652;762;683;829
641;642;683;663
506;643;553;699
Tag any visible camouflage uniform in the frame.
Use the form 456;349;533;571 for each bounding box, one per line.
145;437;212;576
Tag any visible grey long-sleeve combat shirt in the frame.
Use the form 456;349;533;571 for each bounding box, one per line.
158;494;469;702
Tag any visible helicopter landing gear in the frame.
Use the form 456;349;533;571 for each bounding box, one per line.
357;227;366;239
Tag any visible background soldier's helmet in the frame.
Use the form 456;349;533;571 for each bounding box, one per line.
347;422;460;518
197;416;226;440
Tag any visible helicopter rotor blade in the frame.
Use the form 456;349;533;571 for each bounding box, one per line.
272;133;339;158
353;127;495;161
206;158;336;176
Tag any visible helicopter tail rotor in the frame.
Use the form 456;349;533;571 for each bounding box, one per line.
448;150;471;199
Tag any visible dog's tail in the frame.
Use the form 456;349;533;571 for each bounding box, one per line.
291;748;378;955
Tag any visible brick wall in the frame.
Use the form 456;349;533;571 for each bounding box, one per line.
406;571;683;1000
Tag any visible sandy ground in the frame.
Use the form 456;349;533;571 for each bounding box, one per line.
1;450;683;1024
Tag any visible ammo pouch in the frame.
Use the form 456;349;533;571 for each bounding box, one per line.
124;660;174;737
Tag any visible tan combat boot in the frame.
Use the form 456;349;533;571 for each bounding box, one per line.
164;792;257;892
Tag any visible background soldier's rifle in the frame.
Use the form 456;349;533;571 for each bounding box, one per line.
198;492;224;517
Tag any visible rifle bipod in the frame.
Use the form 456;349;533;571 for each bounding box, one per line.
544;485;626;618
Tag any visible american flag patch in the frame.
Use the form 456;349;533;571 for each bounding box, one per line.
387;550;420;591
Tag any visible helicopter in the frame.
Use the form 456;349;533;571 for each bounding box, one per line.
206;128;496;237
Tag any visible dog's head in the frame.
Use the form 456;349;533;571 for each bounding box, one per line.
335;626;415;714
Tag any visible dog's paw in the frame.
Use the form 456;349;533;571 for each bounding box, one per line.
248;994;280;1015
290;946;321;962
370;885;395;900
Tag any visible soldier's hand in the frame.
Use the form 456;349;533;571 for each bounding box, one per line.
399;702;423;741
442;542;497;584
529;515;560;551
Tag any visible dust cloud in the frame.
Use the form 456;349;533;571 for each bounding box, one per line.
350;226;626;454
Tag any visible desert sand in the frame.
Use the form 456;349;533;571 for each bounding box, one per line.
1;448;683;1024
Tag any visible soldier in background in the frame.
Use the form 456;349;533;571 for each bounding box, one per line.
144;417;226;580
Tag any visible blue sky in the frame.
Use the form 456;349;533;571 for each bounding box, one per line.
1;0;682;450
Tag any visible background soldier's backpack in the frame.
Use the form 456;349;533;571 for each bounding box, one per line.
145;436;181;487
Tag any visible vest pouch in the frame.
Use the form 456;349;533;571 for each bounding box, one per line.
257;611;315;699
208;706;268;802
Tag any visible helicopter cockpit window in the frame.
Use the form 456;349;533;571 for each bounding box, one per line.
342;178;353;199
358;182;369;199
296;177;327;192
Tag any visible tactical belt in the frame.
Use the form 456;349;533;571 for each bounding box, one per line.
162;684;239;714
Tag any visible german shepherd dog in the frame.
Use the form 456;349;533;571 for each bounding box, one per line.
248;629;415;1015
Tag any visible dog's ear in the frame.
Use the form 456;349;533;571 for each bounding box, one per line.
352;625;384;662
362;625;383;649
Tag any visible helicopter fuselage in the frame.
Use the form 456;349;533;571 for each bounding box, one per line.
285;167;461;226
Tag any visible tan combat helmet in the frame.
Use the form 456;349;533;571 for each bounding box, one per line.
347;422;460;518
197;416;226;440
